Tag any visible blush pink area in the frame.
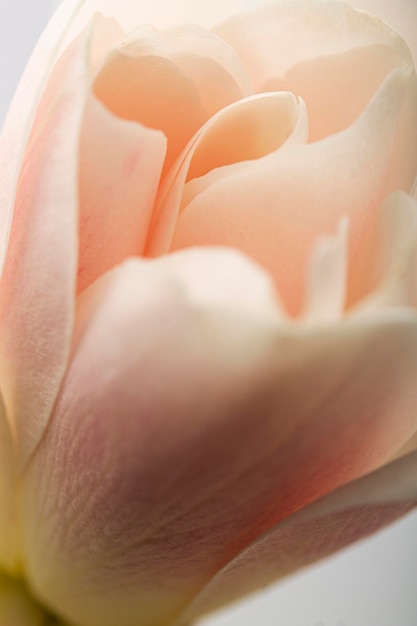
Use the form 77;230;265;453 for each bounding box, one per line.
178;449;417;623
350;0;417;66
21;250;417;626
0;29;91;469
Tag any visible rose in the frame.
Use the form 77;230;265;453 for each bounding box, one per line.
0;0;417;624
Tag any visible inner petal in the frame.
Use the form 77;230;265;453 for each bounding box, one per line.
263;44;404;141
93;24;252;173
146;91;307;256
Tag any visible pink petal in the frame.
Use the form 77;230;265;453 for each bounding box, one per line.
0;28;90;467
179;449;417;622
21;251;417;626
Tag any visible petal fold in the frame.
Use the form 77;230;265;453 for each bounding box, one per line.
20;251;417;626
169;66;417;314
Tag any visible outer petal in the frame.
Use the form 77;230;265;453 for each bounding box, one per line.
61;0;260;47
0;28;90;467
0;0;85;271
21;250;417;626
178;450;417;623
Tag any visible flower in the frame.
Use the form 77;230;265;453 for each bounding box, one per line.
0;0;417;625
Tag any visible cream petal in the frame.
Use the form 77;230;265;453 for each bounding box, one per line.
61;0;257;49
21;251;417;626
214;1;412;89
350;0;417;67
0;29;90;467
178;449;417;622
170;65;417;315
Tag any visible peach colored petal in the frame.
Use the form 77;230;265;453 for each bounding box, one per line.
0;573;50;626
170;65;417;315
78;92;166;293
0;0;85;273
304;219;348;323
352;192;417;311
0;398;18;574
146;91;307;257
350;0;417;67
21;251;417;626
0;29;90;468
261;44;406;142
93;24;251;173
178;450;417;623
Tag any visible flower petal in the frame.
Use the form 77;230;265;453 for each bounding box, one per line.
93;24;251;173
62;0;258;46
0;0;85;272
304;219;348;323
78;91;167;293
170;65;417;314
0;28;90;467
350;0;417;67
351;192;417;310
214;1;412;88
146;91;307;256
21;251;417;626
178;449;417;622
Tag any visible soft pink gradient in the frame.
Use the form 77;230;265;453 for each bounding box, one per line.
0;1;416;625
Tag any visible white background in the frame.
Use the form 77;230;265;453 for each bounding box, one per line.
0;1;416;625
